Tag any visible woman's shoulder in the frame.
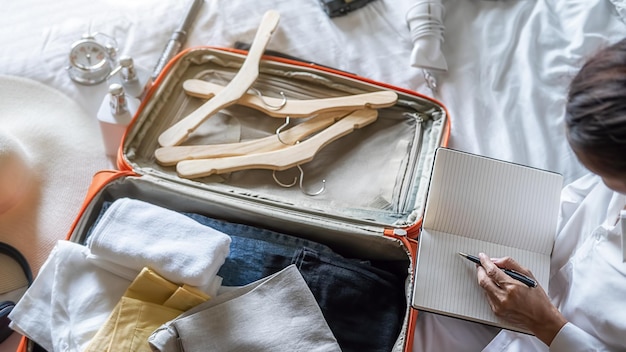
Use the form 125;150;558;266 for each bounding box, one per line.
563;173;601;195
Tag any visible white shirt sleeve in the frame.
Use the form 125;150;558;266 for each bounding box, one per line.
550;323;609;352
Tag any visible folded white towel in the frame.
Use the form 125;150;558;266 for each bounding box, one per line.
85;253;224;297
87;198;231;287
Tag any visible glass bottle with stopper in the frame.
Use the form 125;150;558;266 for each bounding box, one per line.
96;83;140;156
108;56;148;98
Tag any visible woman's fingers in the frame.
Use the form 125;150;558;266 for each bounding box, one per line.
492;256;535;278
478;252;511;287
474;252;567;344
476;264;500;291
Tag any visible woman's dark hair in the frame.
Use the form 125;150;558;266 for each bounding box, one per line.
565;38;626;175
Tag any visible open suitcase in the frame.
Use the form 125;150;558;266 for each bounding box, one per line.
18;45;449;351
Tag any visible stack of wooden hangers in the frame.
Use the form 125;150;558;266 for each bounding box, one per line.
154;10;398;180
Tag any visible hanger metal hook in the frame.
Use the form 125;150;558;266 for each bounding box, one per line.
297;165;326;196
250;88;287;110
276;116;298;145
272;169;298;188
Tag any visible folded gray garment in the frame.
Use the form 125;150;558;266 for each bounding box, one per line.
149;264;341;352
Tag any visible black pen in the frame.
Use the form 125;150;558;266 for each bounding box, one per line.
457;252;537;288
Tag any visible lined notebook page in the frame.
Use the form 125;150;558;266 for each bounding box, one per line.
412;229;550;332
412;148;561;331
422;148;562;255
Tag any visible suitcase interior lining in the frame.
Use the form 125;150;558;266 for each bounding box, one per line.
74;177;412;262
123;48;446;230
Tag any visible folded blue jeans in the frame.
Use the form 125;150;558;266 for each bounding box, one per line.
291;247;406;352
183;212;335;286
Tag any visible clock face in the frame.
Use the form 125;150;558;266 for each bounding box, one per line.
69;40;109;70
67;37;114;85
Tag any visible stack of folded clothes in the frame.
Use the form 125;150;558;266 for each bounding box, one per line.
9;197;408;352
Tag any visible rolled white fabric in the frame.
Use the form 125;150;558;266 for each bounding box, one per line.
406;0;447;71
87;197;231;288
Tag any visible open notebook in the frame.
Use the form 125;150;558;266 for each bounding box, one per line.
411;148;563;334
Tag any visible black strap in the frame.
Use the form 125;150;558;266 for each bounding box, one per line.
0;242;33;343
0;242;33;287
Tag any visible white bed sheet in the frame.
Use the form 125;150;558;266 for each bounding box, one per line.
1;0;625;350
3;0;624;184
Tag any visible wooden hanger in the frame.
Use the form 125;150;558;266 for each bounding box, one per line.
154;110;352;166
182;79;398;118
158;10;280;147
176;108;378;179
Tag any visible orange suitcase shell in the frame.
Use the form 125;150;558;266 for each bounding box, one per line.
19;46;450;352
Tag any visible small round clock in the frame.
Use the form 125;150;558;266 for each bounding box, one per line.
67;35;116;85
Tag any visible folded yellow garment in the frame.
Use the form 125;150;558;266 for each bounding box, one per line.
164;285;211;311
85;267;210;352
124;267;179;304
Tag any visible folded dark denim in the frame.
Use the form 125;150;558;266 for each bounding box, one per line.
186;213;408;352
292;247;406;352
183;213;335;286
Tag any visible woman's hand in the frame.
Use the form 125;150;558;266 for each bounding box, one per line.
476;253;568;346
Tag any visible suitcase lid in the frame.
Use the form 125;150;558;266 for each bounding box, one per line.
118;46;449;239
